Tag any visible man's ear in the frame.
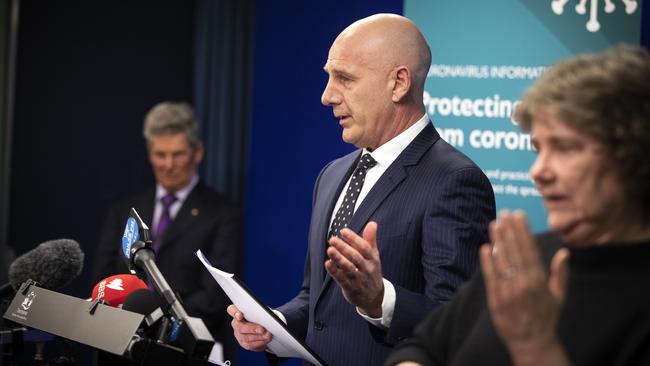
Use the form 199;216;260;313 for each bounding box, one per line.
390;66;411;103
193;141;205;165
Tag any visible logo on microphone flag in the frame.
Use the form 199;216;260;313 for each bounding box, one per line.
106;278;125;291
92;274;148;306
9;290;36;321
122;217;139;259
21;291;36;310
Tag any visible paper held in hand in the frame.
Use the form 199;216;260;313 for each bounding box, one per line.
196;250;326;366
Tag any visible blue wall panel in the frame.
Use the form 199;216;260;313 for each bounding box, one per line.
243;1;403;364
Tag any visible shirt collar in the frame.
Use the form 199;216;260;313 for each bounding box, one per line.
156;174;199;203
363;114;429;168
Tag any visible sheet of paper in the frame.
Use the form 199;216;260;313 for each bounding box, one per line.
196;250;324;366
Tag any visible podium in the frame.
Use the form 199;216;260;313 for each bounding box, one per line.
3;283;142;355
2;282;213;365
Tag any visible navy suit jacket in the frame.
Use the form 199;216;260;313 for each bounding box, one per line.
276;124;495;365
92;181;243;360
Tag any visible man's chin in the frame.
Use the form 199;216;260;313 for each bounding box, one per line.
342;133;366;149
159;181;180;192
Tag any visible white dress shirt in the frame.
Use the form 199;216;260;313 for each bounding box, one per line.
274;116;429;329
328;115;429;330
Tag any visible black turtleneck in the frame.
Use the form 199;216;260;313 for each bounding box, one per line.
386;232;650;366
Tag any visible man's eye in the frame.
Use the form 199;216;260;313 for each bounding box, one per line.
338;75;351;83
173;151;190;159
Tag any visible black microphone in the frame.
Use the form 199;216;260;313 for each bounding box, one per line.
123;288;164;316
122;289;194;364
122;289;171;341
0;239;84;298
121;208;213;360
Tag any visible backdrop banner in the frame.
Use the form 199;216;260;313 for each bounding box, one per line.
404;0;642;232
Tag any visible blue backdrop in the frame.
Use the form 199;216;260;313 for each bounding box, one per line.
243;1;402;364
405;0;642;232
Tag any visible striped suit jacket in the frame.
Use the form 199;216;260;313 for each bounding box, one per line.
277;123;496;365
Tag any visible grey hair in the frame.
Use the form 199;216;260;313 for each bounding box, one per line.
515;44;650;222
142;101;200;147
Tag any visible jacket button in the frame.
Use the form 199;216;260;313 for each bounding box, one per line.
314;320;324;331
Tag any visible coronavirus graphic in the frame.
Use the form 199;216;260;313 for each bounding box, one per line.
551;0;638;32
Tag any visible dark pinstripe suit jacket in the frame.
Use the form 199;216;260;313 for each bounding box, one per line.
276;123;495;365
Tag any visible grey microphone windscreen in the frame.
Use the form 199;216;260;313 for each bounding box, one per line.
7;239;84;291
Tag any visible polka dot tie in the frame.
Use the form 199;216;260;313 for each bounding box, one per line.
328;153;377;238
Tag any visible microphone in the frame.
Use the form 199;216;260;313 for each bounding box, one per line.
122;288;164;315
123;290;196;365
122;288;171;342
0;239;84;298
121;208;214;360
90;274;148;307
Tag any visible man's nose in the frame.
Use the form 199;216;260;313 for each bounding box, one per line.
321;79;340;106
161;155;174;169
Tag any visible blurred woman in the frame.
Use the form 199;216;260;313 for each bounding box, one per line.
385;44;650;366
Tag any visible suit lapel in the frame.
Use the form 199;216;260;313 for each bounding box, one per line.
317;124;438;301
349;124;438;234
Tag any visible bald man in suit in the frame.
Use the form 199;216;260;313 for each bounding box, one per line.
228;14;495;365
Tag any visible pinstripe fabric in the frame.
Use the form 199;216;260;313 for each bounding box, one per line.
277;124;496;365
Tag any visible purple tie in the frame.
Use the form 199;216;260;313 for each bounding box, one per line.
153;193;177;253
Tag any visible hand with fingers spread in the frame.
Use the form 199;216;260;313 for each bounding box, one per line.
480;210;571;365
227;304;273;352
325;221;384;318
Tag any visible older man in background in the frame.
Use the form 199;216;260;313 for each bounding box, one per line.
93;101;243;362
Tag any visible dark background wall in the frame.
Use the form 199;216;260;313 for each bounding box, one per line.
8;0;193;294
3;1;194;363
641;2;650;48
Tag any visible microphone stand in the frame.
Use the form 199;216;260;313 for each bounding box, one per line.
128;241;214;360
123;208;214;361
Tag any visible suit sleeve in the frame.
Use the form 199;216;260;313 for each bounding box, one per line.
275;252;311;340
384;273;487;366
382;166;495;344
182;203;244;329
